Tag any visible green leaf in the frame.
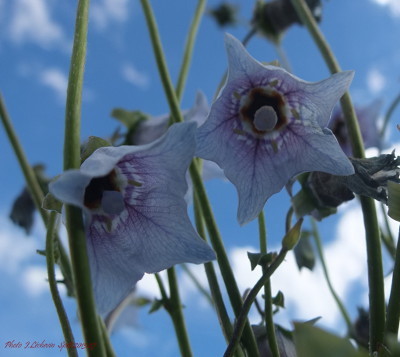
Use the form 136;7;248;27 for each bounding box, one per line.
148;299;164;314
294;231;316;271
111;108;148;129
388;181;400;222
81;136;111;163
272;290;285;308
293;323;368;357
247;251;276;271
282;218;303;251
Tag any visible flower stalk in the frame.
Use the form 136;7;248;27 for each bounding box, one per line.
290;0;385;352
140;1;258;355
62;0;106;354
258;211;280;357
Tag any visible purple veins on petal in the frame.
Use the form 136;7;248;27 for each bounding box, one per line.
49;122;215;316
196;33;355;225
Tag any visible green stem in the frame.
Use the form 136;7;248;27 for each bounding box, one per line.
63;0;106;355
167;268;193;357
223;249;288;357
0;94;48;221
140;0;183;124
46;211;77;357
258;211;280;357
190;163;260;357
181;264;213;306
193;192;245;357
310;219;353;334
155;272;169;300
379;203;396;259
380;92;400;138
290;1;386;353
385;227;400;336
175;0;207;101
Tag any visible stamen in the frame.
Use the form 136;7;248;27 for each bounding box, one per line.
253;106;278;131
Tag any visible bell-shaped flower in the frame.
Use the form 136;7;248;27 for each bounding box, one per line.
196;34;355;225
329;100;382;156
49;122;215;315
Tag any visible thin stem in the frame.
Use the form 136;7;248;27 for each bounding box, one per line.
310;219;353;334
155;272;169;300
223;249;288;357
379;203;396;259
258;211;280;357
0;94;47;221
140;0;183;124
193;192;245;357
190;163;259;357
140;1;258;354
98;317;116;357
242;27;257;46
167;268;193;357
290;1;386;353
385;227;400;336
63;0;106;354
175;0;207;101
380;92;400;138
46;211;77;357
181;264;213;306
289;0;363;158
0;94;74;296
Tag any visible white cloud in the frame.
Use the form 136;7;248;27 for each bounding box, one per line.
39;68;68;100
91;0;129;30
367;68;386;94
0;217;37;274
121;63;150;89
21;265;49;297
9;0;65;49
371;0;400;16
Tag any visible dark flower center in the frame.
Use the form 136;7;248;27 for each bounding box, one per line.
84;170;120;210
240;88;287;134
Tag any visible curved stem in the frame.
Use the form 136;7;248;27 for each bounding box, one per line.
140;0;183;124
385;227;400;336
258;211;280;357
310;219;353;334
290;1;385;353
190;164;259;357
46;211;77;357
223;249;288;357
380;92;400;138
140;1;258;354
0;94;74;296
181;263;213;306
193;192;245;357
175;0;207;101
63;0;106;354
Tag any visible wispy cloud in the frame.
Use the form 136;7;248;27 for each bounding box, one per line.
121;63;150;89
370;0;400;16
39;68;68;100
8;0;66;49
91;0;130;30
367;68;386;94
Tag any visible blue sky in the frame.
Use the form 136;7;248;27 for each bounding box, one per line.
1;0;400;356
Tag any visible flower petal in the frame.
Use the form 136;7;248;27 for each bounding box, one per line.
84;122;215;314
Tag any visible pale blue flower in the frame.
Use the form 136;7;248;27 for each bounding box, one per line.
50;122;215;315
196;34;355;225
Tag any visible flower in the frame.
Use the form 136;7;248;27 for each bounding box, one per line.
131;91;209;145
329;100;382;156
49;122;215;315
196;34;355;225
